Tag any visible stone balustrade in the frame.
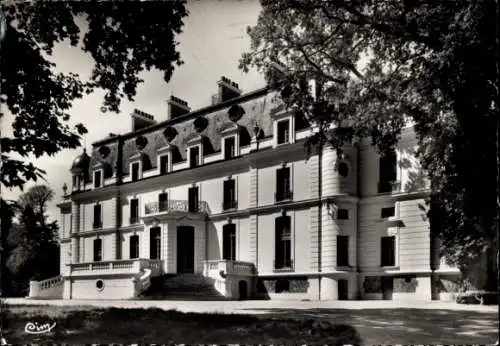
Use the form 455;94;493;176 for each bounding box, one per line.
144;200;210;215
69;258;163;277
203;260;255;278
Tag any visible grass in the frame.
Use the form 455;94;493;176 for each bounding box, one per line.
1;305;361;344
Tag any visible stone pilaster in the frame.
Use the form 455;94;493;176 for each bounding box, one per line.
71;237;79;264
309;206;319;272
249;215;258;265
321;205;337;272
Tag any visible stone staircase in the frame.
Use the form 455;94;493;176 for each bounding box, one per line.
137;274;229;300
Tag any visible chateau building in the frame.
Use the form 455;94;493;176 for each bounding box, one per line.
51;77;460;301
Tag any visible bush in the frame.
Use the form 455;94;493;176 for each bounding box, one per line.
456;291;498;305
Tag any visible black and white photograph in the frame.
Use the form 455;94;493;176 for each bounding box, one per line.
0;0;499;344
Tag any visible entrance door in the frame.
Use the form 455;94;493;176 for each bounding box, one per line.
177;226;195;273
338;279;348;300
150;227;161;259
382;276;394;300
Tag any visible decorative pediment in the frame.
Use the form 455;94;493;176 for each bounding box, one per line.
157;143;178;155
220;121;239;135
186;133;205;145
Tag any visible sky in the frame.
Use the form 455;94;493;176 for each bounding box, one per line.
1;0;266;221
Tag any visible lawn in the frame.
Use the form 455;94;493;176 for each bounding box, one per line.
1;305;361;344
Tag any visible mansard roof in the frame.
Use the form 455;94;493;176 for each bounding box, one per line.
87;85;283;178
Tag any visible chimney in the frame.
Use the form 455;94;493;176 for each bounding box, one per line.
213;76;242;104
167;96;191;120
131;109;156;132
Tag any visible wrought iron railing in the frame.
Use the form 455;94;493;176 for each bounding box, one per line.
222;200;238;211
144;200;210;215
378;180;401;193
275;190;293;203
273;259;294;272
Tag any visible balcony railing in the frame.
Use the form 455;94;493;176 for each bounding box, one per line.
92;221;103;229
378;180;401;193
273;259;294;272
222;200;238;211
203;260;255;278
69;258;163;277
275;190;293;203
144;200;210;215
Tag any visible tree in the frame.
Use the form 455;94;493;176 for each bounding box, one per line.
240;0;498;289
0;1;188;189
3;186;60;296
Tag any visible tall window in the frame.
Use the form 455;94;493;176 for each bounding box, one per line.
277;119;290;144
94;170;102;188
93;204;102;229
72;175;77;189
222;223;236;261
131;162;140;182
188;186;199;212
381;206;395;218
275;167;292;202
337;235;349;266
190;146;200;168
381;236;396;267
223;179;237;210
337;209;349;220
224;136;236;160
159;192;168;212
130;198;139;224
378;150;397;193
93;238;102;262
159;155;169;175
130;235;139;259
150;227;161;259
274;216;292;270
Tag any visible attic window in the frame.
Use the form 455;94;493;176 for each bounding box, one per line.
224;136;236;160
135;136;148;150
94;170;102;188
190;146;200;168
277;119;290;145
228;104;245;122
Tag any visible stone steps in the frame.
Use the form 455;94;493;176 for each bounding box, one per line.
138;274;228;300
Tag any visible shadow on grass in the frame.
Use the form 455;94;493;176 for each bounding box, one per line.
2;306;361;345
238;307;499;345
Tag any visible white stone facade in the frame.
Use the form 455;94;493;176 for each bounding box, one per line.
57;82;460;300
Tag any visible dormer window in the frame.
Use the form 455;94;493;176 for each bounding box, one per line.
189;146;200;168
272;108;295;147
224;136;236;160
159;154;169;175
94;170;102;188
131;162;140;181
277;119;290;145
220;122;241;160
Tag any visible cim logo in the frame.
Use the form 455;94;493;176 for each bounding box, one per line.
24;322;57;335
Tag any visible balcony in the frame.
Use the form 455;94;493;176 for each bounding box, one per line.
275;190;293;203
273;259;294;273
144;200;210;216
69;258;163;277
203;260;255;278
378;180;401;194
222;200;238;211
